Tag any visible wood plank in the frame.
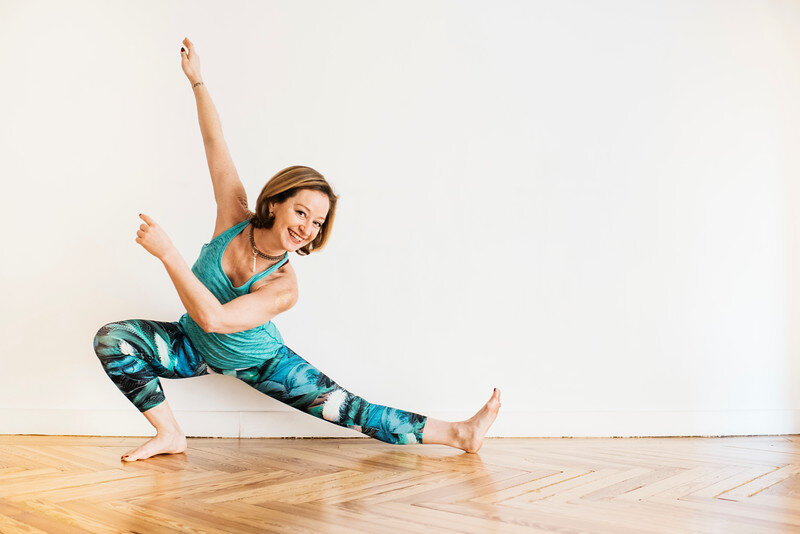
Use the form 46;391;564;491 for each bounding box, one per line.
0;435;797;533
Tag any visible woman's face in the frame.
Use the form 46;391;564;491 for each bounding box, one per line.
270;189;330;252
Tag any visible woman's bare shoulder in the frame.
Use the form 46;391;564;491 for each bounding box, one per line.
277;261;297;285
211;207;253;240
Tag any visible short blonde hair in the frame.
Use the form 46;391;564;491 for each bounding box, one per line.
249;165;338;256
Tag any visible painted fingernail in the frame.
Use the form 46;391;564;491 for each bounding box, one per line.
181;47;185;52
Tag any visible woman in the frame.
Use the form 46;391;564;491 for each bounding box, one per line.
93;37;501;462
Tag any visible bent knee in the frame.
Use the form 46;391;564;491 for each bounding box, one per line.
93;322;131;357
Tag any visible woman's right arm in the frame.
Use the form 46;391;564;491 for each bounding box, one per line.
181;38;250;235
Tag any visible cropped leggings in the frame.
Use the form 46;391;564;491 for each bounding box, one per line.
93;319;427;445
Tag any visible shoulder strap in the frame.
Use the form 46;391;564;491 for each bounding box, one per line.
205;219;250;248
248;254;290;287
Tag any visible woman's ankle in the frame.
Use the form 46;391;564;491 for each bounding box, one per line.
451;421;474;449
155;428;185;439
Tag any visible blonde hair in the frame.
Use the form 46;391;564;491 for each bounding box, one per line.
249;165;338;256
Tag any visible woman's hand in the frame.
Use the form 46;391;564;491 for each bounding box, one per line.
180;37;202;85
136;213;178;261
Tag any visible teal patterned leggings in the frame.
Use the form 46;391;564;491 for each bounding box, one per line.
93;319;427;445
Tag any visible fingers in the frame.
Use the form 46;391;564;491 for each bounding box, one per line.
180;37;193;59
139;214;155;238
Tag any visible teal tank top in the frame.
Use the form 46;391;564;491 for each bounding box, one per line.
179;219;289;370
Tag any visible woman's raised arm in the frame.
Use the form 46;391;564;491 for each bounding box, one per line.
180;38;250;233
181;37;223;144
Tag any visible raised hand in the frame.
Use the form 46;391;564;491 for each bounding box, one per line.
180;37;202;85
135;213;178;261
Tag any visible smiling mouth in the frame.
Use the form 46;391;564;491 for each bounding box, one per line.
288;229;304;244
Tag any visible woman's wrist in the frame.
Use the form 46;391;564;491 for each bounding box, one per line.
190;79;204;89
160;248;183;266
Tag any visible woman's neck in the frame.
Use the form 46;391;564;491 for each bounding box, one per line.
251;225;286;257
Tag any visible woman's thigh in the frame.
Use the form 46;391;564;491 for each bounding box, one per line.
93;319;210;411
94;319;209;377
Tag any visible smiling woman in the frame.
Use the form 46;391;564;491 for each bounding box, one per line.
248;166;337;257
92;36;501;463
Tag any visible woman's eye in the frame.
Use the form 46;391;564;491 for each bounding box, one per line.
297;210;306;217
314;221;321;228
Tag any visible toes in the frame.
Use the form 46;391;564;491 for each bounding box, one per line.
122;448;143;461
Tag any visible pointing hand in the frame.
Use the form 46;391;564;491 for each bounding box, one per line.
135;213;177;261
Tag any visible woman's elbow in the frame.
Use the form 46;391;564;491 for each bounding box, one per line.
198;312;218;334
278;289;299;312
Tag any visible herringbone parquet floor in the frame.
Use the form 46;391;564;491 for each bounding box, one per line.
0;435;797;533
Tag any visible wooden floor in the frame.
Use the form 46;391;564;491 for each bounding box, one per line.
0;435;798;533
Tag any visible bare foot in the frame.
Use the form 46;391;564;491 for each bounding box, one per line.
455;388;502;453
121;432;187;462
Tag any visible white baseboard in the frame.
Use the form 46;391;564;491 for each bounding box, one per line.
1;409;798;438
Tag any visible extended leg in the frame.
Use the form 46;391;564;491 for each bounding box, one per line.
232;345;427;444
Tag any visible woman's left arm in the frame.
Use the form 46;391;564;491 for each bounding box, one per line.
136;213;221;330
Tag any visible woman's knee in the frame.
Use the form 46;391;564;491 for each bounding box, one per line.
94;321;115;344
94;323;112;352
93;321;134;360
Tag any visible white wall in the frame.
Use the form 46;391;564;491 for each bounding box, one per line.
2;0;799;438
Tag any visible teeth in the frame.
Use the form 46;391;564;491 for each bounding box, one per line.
289;229;302;242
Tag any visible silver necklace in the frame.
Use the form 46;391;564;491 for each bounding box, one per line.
249;225;285;272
